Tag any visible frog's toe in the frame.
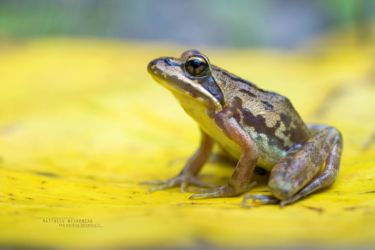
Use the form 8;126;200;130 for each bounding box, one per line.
189;185;234;199
189;182;256;199
141;174;213;193
143;177;181;192
241;194;279;207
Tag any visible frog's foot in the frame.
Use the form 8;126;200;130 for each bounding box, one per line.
241;194;279;207
189;182;256;199
141;174;214;193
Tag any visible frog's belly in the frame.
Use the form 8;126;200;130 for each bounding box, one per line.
177;96;284;170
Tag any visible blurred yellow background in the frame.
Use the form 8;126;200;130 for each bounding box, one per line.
1;1;375;249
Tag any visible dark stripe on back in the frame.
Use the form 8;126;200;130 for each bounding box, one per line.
232;97;288;150
261;100;274;111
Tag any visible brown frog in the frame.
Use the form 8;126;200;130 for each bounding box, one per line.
146;50;343;206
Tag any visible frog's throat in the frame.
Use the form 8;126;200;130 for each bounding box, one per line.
152;75;223;111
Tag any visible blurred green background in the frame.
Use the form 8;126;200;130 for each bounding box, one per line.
1;1;375;249
1;0;374;48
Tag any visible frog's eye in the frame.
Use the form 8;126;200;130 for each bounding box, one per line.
184;55;210;77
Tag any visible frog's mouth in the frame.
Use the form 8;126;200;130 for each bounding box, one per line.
147;57;222;110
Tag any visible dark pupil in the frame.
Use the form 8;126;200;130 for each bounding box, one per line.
186;57;208;76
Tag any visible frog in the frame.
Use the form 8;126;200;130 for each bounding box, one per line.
146;49;343;206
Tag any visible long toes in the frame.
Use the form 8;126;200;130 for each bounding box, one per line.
142;175;215;193
188;185;237;199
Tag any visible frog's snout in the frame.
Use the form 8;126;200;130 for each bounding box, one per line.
147;58;160;75
147;57;169;78
148;57;181;77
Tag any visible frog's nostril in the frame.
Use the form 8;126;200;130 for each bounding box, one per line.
164;58;179;66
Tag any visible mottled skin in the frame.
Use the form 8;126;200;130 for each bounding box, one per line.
146;50;343;206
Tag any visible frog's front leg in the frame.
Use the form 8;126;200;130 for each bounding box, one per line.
190;109;258;199
244;125;342;206
142;129;215;192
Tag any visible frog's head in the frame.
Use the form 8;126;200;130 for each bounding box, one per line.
148;50;224;111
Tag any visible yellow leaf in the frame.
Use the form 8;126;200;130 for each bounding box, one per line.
0;37;374;249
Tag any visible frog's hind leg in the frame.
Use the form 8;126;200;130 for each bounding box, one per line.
244;125;342;207
278;125;343;206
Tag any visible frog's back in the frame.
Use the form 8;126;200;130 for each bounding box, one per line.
211;67;311;168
